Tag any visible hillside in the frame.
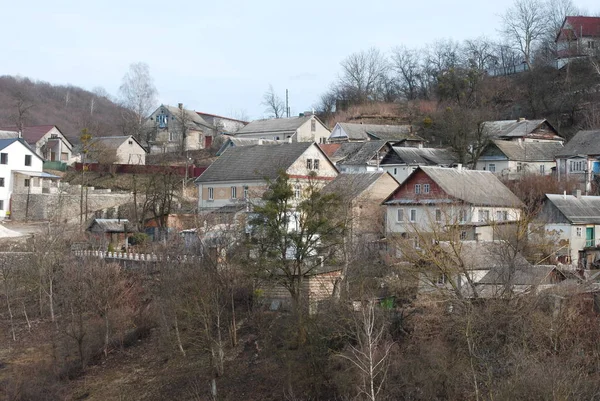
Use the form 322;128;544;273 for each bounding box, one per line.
0;75;127;144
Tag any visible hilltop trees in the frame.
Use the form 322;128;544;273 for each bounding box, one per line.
119;62;158;145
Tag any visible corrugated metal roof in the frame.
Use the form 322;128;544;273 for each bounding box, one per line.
235;116;313;135
481;119;561;140
321;172;389;199
337;123;419;141
478;265;558;286
88;219;130;233
336;141;388;165
488;140;564;161
391;147;457;165
545;194;600;224
216;137;282;156
417;166;524;207
555;130;600;157
195;142;314;183
162;105;213;130
562;16;600;38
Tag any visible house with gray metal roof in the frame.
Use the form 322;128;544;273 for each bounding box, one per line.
383;166;523;237
232;115;330;144
379;146;457;183
555;129;600;192
330;141;392;173
476;139;563;179
535;191;600;266
195;142;338;210
328;122;425;145
481;118;564;143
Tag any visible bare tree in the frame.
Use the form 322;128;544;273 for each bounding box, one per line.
261;84;285;118
338;47;389;104
500;0;549;69
119;62;158;145
391;46;423;100
10;91;34;132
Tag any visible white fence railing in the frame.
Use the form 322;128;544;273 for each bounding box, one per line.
73;250;200;263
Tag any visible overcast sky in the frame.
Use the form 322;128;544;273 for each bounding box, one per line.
4;0;600;120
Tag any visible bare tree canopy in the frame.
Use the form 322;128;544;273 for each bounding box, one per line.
261;84;285;118
338;47;389;104
118;62;158;143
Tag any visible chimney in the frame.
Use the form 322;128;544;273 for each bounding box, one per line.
518;117;525;122
178;103;183;110
288;137;293;143
258;139;263;145
573;189;582;199
455;163;462;171
563;190;567;200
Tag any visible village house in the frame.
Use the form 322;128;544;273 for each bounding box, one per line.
481;118;564;143
555;129;600;192
0;138;60;219
383;166;523;240
196;112;248;134
325;140;392;173
87;218;131;250
232;114;330;144
379;146;457;184
535;191;600;267
194;142;338;211
556;16;600;68
328;122;424;145
215;137;281;156
87;135;147;165
146;104;216;152
0;125;74;165
321;172;400;248
476;139;564;178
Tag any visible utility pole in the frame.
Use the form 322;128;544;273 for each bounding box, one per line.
285;89;290;118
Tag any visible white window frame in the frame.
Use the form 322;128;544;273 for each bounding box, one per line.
423;183;430;194
0;177;4;187
306;159;313;170
540;164;545;174
314;159;320;170
294;184;301;199
396;208;404;222
576;227;583;237
435;209;442;222
208;187;214;201
243;186;248;199
478;209;490;222
231;186;237;199
409;209;417;223
25;154;32;166
488;163;496;173
414;184;421;194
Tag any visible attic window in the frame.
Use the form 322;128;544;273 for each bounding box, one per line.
311;119;316;132
306;159;313;170
128;140;133;145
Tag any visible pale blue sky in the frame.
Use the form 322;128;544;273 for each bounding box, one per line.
4;0;599;120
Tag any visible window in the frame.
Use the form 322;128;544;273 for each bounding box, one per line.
488;163;496;173
128;140;133;145
409;209;417;222
478;209;490;222
313;159;319;170
435;209;442;222
208;187;214;201
306;159;313;170
243;186;248;199
516;162;522;172
415;184;421;194
231;186;237;199
393;168;397;175
589;41;596;49
0;153;7;164
24;179;30;188
576;227;583;237
437;273;447;285
294;184;301;199
0;177;4;187
540;164;545;174
0;200;3;210
311;119;316;132
25;155;32;166
459;209;467;222
460;231;467;240
423;183;430;194
396;208;404;222
570;160;586;172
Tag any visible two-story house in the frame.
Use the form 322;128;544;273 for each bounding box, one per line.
534;191;600;267
0;138;60;219
195;142;337;211
476;140;564;178
379;146;457;184
383;166;523;239
146;104;216;153
555;129;600;192
556;16;600;68
328;123;424;146
232;114;330;144
0;125;74;164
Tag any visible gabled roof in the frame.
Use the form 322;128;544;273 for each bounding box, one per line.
485;140;564;161
88;218;130;233
235;116;313;135
0;138;44;161
195;142;316;183
91;135;147;152
481;119;562;140
544;194;600;224
438;241;531;271
335;140;388;165
557;16;600;41
321;172;394;199
0;125;74;149
196;111;248;125
335;123;420;141
386;147;457;166
385;166;524;207
556;130;600;157
163;105;213;130
216;137;282;156
478;265;560;286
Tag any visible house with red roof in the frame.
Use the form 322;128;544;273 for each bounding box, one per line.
0;125;74;164
556;16;600;67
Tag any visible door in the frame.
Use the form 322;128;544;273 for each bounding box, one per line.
205;135;213;149
586;227;595;247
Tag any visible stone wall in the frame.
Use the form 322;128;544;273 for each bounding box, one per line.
11;183;133;222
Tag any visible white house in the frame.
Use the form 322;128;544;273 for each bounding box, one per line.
379;146;457;184
88;135;147;165
0;125;75;164
0;138;60;219
383;166;524;237
232;115;330;144
555;129;600;192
